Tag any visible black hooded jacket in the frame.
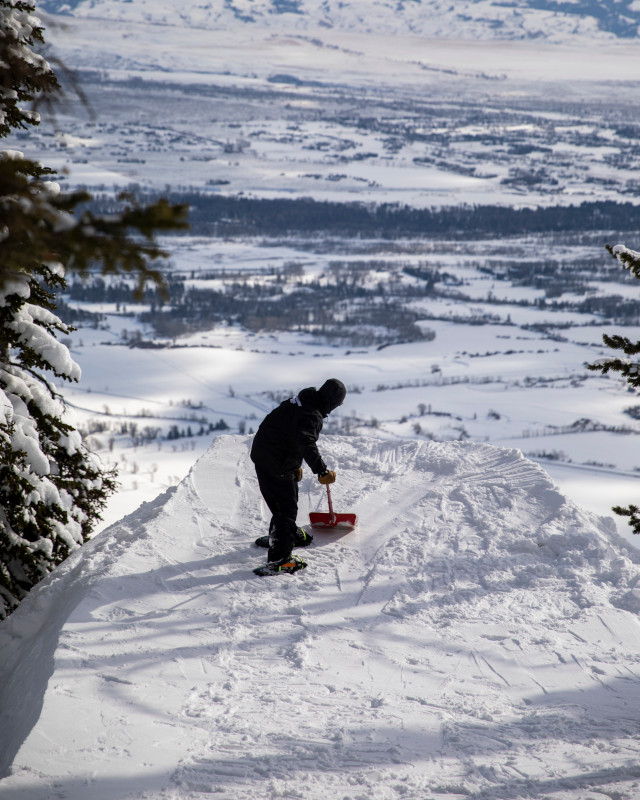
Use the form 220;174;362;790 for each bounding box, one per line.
250;379;346;478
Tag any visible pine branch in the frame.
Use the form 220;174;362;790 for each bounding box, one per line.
607;243;640;281
0;157;189;297
587;357;640;387
612;504;640;535
0;0;60;136
601;334;640;356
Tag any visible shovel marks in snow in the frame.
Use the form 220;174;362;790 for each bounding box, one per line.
89;436;640;799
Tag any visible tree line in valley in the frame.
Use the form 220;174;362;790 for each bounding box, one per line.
67;262;438;348
89;191;640;238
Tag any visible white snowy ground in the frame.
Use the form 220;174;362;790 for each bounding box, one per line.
3;434;640;800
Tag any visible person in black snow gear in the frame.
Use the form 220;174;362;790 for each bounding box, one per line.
250;378;346;576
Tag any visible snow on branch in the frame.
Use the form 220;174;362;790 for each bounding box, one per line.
608;243;640;280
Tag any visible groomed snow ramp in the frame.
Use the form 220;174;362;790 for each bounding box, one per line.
2;434;640;800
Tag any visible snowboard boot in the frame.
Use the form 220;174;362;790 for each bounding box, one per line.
254;527;313;549
253;555;307;577
294;528;314;548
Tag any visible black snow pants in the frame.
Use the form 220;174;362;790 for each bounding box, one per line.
255;467;299;562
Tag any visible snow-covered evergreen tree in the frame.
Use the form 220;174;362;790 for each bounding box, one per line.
588;244;640;534
0;0;187;616
0;258;118;615
0;0;58;138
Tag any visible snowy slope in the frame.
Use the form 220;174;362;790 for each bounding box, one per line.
2;434;640;799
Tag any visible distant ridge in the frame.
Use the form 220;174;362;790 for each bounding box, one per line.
40;0;640;41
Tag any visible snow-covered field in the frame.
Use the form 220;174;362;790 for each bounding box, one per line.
13;13;640;208
18;14;640;552
38;0;637;42
53;230;640;551
3;434;640;800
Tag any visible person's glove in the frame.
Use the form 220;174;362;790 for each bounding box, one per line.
318;470;336;485
295;467;303;482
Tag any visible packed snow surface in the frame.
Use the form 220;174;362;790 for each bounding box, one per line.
2;434;640;799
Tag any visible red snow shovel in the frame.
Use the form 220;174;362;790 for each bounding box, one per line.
309;484;357;530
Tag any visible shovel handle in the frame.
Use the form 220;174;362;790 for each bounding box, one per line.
326;483;336;525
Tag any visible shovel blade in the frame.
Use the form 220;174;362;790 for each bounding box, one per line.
309;512;358;531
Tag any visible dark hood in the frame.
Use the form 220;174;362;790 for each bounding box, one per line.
297;379;346;416
318;378;346;415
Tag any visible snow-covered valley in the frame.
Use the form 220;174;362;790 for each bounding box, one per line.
9;7;639;544
10;6;640;532
52;228;640;550
4;2;640;796
3;434;640;800
22;15;640;209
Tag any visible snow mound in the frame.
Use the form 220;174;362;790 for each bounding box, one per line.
2;434;640;800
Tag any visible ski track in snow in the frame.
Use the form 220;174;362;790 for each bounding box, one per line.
3;435;640;799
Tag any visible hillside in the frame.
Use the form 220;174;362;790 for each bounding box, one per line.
40;0;640;41
2;434;640;799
